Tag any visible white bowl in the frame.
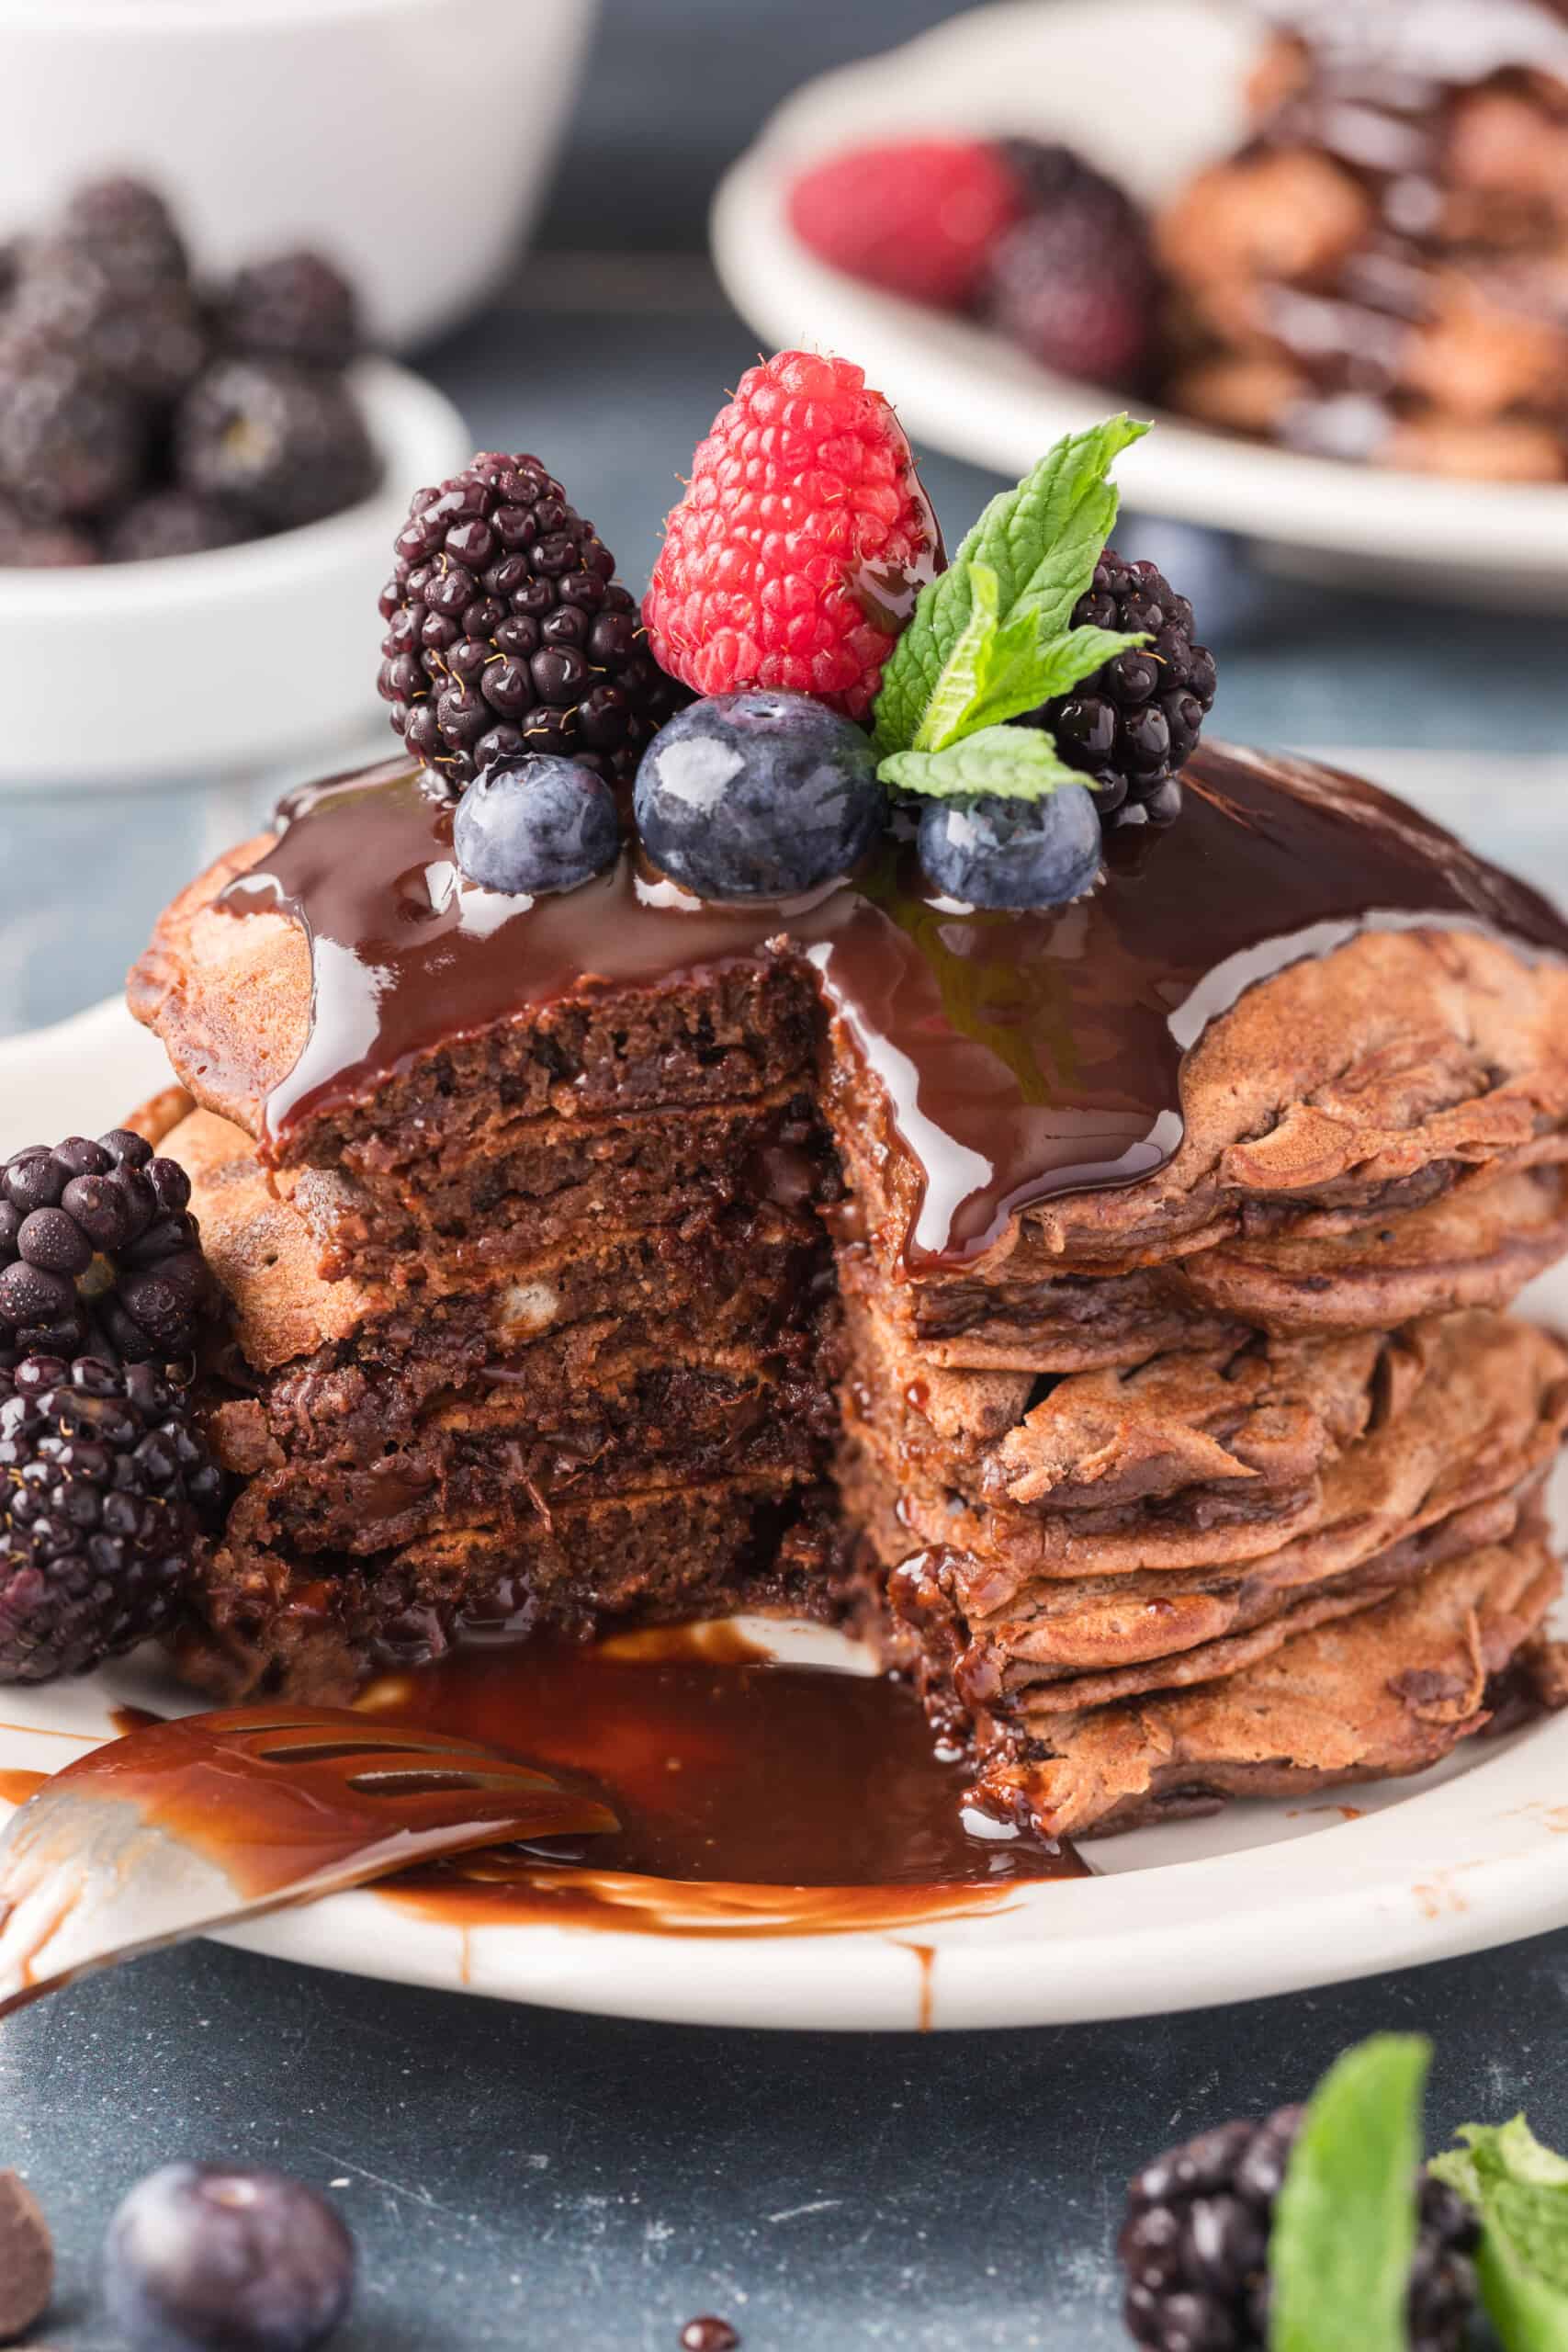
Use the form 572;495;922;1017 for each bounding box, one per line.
712;0;1568;613
0;0;598;349
0;357;471;791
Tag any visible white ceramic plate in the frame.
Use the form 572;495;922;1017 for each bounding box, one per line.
4;986;1568;2032
710;0;1568;613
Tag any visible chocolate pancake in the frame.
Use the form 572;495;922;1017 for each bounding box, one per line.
987;1517;1564;1839
127;740;1568;1835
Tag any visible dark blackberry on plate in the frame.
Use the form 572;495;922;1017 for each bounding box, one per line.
0;1353;221;1682
0;1129;216;1366
378;451;689;787
177;356;378;530
1120;2108;1479;2352
1023;550;1217;828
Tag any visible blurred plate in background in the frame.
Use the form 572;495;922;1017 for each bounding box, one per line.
712;0;1568;614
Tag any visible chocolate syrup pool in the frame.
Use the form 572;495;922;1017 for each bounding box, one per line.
218;743;1568;1269
357;1630;1083;1937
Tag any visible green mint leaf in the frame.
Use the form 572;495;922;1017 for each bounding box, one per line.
916;609;1150;754
879;725;1087;803
912;560;1002;752
871;413;1150;758
1269;2034;1429;2352
955;413;1151;630
1434;2115;1568;2345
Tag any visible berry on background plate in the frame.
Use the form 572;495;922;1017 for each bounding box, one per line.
786;137;1026;308
643;349;944;722
635;690;886;899
453;752;623;896
982;141;1160;390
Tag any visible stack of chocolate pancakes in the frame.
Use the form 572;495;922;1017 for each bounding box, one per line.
1158;0;1568;480
128;741;1568;1839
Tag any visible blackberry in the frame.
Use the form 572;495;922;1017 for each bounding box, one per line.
10;237;207;399
176;356;378;530
984;142;1158;390
217;248;361;369
378;451;690;789
0;1130;215;1367
0;496;97;568
106;490;246;564
1120;2107;1480;2352
0;336;143;519
60;176;188;288
0;1353;221;1681
1025;550;1216;823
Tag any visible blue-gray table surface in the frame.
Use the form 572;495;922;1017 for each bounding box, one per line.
4;270;1568;2352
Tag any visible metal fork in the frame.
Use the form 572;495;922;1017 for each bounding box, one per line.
0;1703;617;2017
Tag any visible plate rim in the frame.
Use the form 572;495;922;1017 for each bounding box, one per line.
708;0;1568;584
6;993;1568;2031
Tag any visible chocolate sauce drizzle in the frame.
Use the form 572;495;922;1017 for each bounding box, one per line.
219;744;1568;1271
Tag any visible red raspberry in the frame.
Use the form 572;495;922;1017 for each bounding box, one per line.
642;350;944;721
787;139;1024;310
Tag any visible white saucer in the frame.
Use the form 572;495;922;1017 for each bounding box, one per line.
2;988;1567;2030
710;0;1568;614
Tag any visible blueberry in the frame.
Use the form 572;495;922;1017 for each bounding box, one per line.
917;786;1101;909
452;752;621;896
633;690;884;899
104;2164;354;2352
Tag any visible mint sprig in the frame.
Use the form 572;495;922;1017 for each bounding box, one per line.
1269;2034;1428;2352
1433;2117;1568;2348
871;414;1152;802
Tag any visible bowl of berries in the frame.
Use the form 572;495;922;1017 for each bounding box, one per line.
0;175;469;791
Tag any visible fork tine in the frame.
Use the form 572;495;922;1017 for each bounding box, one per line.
0;1701;619;2018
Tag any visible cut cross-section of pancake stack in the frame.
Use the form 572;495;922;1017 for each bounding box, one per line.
129;746;1568;1840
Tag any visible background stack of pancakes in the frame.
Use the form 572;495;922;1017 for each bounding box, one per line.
1158;0;1568;481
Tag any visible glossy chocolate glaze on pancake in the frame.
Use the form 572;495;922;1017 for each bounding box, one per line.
218;744;1568;1271
219;745;1568;1265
